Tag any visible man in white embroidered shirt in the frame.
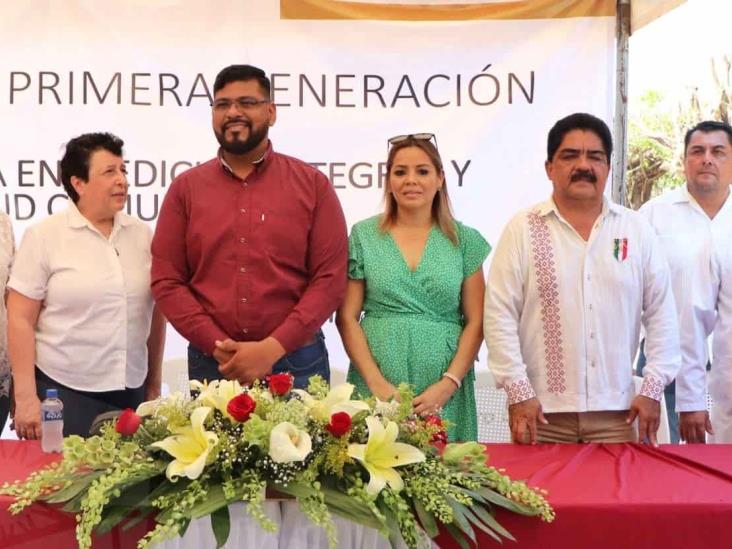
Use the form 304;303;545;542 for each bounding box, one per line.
640;120;732;443
485;113;681;446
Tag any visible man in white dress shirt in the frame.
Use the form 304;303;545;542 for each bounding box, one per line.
485;113;681;445
641;121;732;443
712;233;732;442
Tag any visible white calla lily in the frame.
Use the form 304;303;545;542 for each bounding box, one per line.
293;383;370;422
136;391;188;417
151;406;219;480
136;399;158;417
268;422;312;463
348;416;425;495
190;379;244;420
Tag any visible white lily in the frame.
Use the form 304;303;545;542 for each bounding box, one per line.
269;422;312;463
293;383;370;423
190;379;244;420
348;416;425;495
151;406;219;480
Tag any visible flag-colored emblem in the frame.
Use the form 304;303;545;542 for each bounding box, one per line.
613;238;628;262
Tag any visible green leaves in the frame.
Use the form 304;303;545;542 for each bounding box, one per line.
211;505;231;548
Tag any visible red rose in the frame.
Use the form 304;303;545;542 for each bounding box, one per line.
267;373;294;396
227;393;257;422
425;415;448;443
115;408;142;436
326;412;352;437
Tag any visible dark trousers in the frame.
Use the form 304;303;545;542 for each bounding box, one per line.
188;331;330;390
35;368;145;437
0;394;9;434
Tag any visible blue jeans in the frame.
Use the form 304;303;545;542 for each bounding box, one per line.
187;331;330;390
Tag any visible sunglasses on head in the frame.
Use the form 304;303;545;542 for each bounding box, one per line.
387;133;438;154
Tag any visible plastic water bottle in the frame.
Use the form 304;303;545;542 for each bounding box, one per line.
41;388;64;453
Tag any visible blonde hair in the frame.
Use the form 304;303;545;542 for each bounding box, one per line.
379;136;458;244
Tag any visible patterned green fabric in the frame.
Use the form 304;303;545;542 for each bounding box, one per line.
346;215;490;441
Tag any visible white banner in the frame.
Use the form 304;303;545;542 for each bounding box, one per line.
0;1;615;371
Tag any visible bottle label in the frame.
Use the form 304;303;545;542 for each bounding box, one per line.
42;410;63;421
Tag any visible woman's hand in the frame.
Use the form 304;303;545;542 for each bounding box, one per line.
367;376;400;402
13;393;42;440
413;377;457;416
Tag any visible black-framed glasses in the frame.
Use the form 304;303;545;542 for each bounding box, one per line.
387;133;438;154
211;97;271;112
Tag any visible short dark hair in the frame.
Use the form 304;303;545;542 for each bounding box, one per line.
60;133;124;203
213;65;271;98
683;120;732;153
547;113;613;162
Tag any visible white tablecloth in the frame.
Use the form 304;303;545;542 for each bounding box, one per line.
154;501;433;548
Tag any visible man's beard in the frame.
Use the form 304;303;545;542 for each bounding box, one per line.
215;121;269;155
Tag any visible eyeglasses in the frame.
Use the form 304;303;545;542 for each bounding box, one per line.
387;133;438;154
212;97;271;112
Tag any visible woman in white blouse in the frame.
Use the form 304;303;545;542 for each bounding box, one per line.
0;214;14;434
8;133;165;438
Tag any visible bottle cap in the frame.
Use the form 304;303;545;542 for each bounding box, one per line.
46;388;59;399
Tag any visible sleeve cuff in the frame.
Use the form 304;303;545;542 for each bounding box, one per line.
639;375;665;402
505;377;537;405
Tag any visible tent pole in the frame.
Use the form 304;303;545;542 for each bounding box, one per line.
612;0;631;206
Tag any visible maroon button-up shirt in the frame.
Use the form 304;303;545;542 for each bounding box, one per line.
151;143;348;355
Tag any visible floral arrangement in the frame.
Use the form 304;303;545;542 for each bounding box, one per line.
1;375;554;548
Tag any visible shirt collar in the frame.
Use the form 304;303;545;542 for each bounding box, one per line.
217;140;273;178
65;201;132;231
538;195;618;218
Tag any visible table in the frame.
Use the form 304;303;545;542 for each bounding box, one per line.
3;441;732;548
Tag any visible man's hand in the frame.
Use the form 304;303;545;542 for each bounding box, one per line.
508;397;547;445
213;347;235;365
626;395;661;446
216;337;286;384
679;410;713;444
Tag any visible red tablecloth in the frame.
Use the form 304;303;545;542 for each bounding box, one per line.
3;441;732;548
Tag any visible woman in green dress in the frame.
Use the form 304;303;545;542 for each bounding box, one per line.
336;134;490;441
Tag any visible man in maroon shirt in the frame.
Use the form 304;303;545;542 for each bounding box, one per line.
151;65;348;388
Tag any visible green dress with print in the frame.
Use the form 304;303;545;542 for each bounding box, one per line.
346;215;490;441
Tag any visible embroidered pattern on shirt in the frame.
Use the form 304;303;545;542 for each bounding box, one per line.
639;375;664;401
527;211;566;394
505;378;537;405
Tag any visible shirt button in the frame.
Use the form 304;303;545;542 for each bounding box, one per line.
240;237;247;244
240;267;247;273
243;182;248;188
241;297;247;303
588;304;593;310
589;332;595;339
242;328;248;334
591;361;596;368
240;208;247;214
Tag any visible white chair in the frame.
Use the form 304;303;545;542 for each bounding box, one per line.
474;369;511;442
633;375;670;444
329;368;347;387
161;357;189;396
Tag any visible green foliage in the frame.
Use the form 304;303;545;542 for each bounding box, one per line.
1;380;554;549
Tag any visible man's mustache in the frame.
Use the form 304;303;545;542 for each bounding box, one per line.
570;170;597;183
224;119;251;130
